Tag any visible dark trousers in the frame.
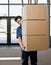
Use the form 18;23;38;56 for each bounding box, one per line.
22;51;37;65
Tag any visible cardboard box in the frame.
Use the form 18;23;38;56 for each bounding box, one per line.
22;5;49;51
22;20;48;35
22;35;49;51
23;5;48;20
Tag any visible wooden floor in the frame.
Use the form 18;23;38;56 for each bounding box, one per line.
0;46;51;65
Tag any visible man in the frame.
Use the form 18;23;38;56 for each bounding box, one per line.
15;16;37;65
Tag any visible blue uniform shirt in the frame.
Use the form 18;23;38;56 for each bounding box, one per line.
16;26;22;38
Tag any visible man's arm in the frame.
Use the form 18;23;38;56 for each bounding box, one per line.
18;37;26;51
17;27;26;51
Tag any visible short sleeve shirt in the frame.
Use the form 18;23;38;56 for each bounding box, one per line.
16;26;22;38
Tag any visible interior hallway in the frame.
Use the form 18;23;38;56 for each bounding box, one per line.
0;46;51;65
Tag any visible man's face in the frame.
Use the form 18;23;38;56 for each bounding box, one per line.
16;18;22;25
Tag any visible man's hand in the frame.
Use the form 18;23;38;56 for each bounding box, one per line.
18;37;27;51
21;45;27;51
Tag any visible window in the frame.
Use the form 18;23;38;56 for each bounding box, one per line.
11;19;19;43
0;0;50;46
9;5;22;16
0;19;7;43
50;0;51;4
32;0;47;4
9;0;22;4
0;0;8;4
32;0;38;4
23;0;28;4
38;0;47;4
0;5;8;16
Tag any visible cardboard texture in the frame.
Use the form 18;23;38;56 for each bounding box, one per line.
22;36;49;51
22;5;49;51
22;20;48;35
23;5;47;20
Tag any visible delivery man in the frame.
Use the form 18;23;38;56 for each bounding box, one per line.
15;16;37;65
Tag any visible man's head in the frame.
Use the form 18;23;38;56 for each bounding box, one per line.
15;16;22;25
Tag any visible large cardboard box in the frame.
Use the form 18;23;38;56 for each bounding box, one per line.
23;5;48;20
22;36;49;51
22;5;49;51
22;20;48;35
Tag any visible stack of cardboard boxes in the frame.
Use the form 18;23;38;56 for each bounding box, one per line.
22;5;49;51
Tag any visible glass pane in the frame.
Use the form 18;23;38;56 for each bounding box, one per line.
0;5;8;16
0;19;7;43
32;0;47;4
50;17;51;36
11;19;19;43
34;0;38;4
23;0;28;4
9;0;22;4
9;5;22;16
38;0;47;4
0;0;8;4
32;0;34;3
50;5;51;16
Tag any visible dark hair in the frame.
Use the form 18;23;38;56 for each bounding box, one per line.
15;16;22;22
